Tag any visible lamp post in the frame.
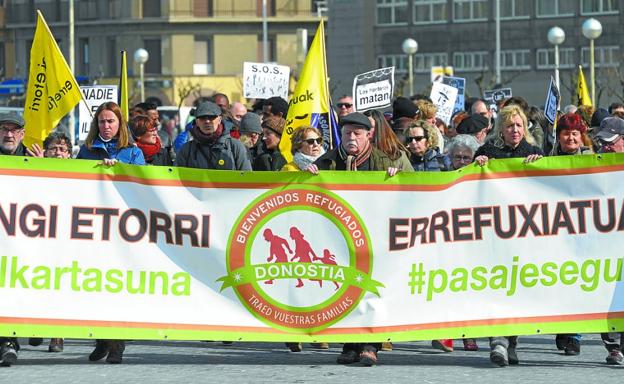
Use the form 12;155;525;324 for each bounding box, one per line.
133;48;149;102
547;26;565;91
582;18;602;105
402;38;418;97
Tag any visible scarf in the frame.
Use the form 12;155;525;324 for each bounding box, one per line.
136;136;162;162
338;140;372;170
293;148;325;171
191;123;223;145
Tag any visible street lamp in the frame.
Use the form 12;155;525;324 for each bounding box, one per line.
402;38;418;97
582;18;602;105
133;48;149;102
547;26;565;91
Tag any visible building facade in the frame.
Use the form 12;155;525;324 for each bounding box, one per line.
1;0;327;106
328;0;623;108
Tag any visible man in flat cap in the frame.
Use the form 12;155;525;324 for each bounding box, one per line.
0;111;27;156
176;101;251;170
456;113;490;145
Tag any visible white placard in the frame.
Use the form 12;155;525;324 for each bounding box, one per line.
429;82;458;125
78;86;118;141
243;62;290;100
352;67;394;111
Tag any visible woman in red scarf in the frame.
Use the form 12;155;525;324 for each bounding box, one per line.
129;115;173;166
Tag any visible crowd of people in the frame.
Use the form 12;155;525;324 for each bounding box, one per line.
0;89;623;367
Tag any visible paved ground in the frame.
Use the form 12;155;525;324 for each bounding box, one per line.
0;335;621;383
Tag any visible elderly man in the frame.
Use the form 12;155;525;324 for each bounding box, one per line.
597;117;624;154
335;95;354;117
456;113;490;145
0;111;27;156
311;112;398;366
230;102;247;123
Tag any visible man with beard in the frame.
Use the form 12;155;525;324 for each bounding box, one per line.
176;101;251;170
0;111;27;156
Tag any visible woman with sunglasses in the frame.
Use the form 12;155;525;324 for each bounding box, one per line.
282;126;326;171
405;120;451;172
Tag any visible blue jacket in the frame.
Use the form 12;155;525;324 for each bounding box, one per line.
76;137;145;165
409;148;451;172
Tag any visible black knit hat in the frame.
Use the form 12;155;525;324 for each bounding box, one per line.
456;114;489;134
392;97;420;120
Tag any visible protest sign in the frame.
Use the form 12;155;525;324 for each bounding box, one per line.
3;154;623;342
78;85;118;141
352;67;394;111
544;76;560;125
243;62;290;100
430;82;458;125
484;88;513;104
442;76;466;115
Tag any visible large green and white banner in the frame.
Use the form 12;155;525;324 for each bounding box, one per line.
1;154;623;342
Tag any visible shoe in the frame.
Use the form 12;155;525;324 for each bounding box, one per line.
555;334;567;350
311;342;329;349
0;342;18;367
463;338;478;351
490;345;509;367
432;339;453;352
564;339;580;356
359;347;378;367
508;344;519;365
336;350;360;364
89;340;109;361
106;341;125;364
221;341;233;345
381;342;393;351
48;338;64;353
606;350;624;365
286;342;302;352
28;337;43;347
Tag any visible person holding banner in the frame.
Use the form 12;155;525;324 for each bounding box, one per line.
76;102;145;166
550;113;593;157
405;120;450;172
365;109;413;172
129;115;174;166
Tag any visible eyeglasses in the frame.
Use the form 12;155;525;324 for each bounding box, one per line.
304;137;322;145
337;103;353;109
406;136;426;143
452;155;473;162
0;126;24;134
45;146;69;153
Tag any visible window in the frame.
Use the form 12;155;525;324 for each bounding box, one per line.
536;0;575;17
500;49;530;70
453;51;489;71
78;38;90;76
377;55;408;73
106;37;116;76
500;0;530;19
376;0;408;25
415;53;448;73
453;0;488;22
193;0;213;17
257;36;276;63
77;0;97;20
536;47;575;69
581;46;619;67
193;37;213;75
581;0;619;14
143;39;162;74
414;0;447;24
142;0;161;18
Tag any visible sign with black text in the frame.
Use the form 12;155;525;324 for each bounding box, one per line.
243;62;290;100
78;85;118;141
352;67;394;112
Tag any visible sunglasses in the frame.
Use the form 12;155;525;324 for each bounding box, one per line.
406;136;426;143
337;103;353;108
304;137;322;145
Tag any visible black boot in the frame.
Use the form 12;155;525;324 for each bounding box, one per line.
89;340;109;361
0;341;18;367
48;338;64;353
106;340;125;364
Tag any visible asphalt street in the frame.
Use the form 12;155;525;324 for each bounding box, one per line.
0;335;621;383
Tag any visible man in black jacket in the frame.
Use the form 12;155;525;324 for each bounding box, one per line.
0;111;27;156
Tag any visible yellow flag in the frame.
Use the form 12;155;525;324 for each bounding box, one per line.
119;51;129;122
279;22;339;163
577;65;592;107
23;11;82;148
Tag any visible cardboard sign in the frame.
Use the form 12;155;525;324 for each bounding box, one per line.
243;62;290;100
442;76;466;115
431;66;453;83
78;86;118;141
352;67;394;112
484;88;513;104
544;76;560;125
430;82;458;125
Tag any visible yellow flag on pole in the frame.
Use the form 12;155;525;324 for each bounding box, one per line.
279;22;339;163
119;51;129;122
577;65;592;107
23;11;82;148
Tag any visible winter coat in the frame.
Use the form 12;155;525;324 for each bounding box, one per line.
176;133;251;171
76;137;145;165
409;148;450;172
474;138;544;160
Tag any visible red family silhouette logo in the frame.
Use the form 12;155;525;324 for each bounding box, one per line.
219;185;384;332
